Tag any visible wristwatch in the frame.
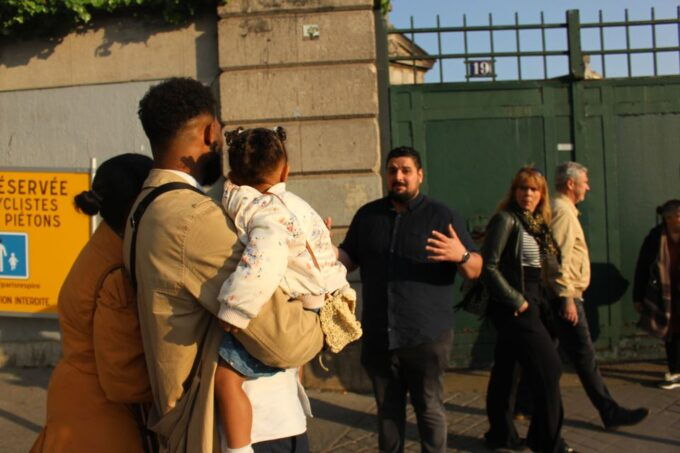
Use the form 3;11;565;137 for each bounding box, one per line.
460;250;471;264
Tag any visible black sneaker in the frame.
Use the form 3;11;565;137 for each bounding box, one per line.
603;407;650;430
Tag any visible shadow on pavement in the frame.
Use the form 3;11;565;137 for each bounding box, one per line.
563;418;603;431
444;401;485;416
0;366;51;389
308;397;375;432
309;397;495;451
555;416;680;448
0;366;51;442
447;433;495;452
0;408;41;433
599;361;665;387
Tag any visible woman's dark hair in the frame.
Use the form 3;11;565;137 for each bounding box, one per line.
74;154;153;234
226;127;288;185
658;199;680;218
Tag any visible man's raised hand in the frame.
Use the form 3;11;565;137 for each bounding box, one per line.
426;224;467;263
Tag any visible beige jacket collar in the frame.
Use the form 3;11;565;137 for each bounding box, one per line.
144;168;202;191
163;169;201;189
554;192;579;217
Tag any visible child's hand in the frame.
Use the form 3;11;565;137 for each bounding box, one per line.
220;320;240;333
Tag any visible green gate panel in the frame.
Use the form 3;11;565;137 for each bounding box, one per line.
577;114;614;352
425;117;545;221
390;76;680;367
425;116;545;367
615;114;680;326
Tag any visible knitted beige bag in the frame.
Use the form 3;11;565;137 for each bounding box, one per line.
319;286;363;353
303;242;362;353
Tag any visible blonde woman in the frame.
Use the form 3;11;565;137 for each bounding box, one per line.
482;167;573;453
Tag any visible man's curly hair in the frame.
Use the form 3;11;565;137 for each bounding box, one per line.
138;77;217;151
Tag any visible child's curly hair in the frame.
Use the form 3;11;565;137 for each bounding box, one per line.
226;127;288;185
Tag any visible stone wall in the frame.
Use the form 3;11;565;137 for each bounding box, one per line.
217;0;385;391
1;5;384;392
0;15;218;92
1;14;219;169
0;13;219;367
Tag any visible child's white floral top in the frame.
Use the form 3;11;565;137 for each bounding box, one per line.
217;180;349;328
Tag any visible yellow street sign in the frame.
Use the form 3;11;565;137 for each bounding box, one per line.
0;170;91;316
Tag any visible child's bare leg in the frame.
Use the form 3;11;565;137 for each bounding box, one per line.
215;359;252;449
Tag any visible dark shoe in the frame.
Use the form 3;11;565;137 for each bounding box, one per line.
603;407;650;430
484;434;528;451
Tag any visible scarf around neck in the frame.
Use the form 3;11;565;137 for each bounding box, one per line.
511;203;561;263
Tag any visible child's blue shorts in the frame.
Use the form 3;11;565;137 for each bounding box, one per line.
218;333;283;378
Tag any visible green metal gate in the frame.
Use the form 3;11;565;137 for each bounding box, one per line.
388;10;680;367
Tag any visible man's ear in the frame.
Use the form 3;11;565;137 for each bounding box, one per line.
204;119;219;146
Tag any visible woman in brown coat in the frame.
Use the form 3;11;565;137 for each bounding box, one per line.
31;154;154;453
634;200;680;389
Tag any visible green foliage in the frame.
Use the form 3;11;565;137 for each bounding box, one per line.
1;0;391;38
0;0;219;37
380;0;391;16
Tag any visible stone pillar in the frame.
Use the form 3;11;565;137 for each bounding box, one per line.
217;0;383;391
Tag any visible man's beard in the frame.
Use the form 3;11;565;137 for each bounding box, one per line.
388;186;417;203
197;142;223;186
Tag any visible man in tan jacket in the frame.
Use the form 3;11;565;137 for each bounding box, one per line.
124;78;323;453
549;161;648;430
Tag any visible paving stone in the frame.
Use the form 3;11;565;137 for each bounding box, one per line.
4;362;680;452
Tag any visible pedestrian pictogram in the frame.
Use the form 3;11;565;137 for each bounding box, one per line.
0;232;28;279
1;169;90;315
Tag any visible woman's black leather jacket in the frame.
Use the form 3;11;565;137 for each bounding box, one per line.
481;210;527;314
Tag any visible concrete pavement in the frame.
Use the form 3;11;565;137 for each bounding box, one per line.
2;361;679;452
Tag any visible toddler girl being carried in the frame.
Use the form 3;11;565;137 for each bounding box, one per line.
215;127;361;453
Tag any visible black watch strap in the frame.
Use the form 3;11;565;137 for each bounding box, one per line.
460;250;471;264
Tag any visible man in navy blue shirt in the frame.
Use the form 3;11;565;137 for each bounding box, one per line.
339;146;482;453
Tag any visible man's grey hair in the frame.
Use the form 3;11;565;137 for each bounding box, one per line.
555;161;588;190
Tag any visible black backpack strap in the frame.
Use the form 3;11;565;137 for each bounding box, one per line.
129;182;204;290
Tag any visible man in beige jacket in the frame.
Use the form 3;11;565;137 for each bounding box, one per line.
549;161;648;430
124;78;323;453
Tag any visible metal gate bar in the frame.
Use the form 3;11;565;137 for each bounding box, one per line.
389;8;680;82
